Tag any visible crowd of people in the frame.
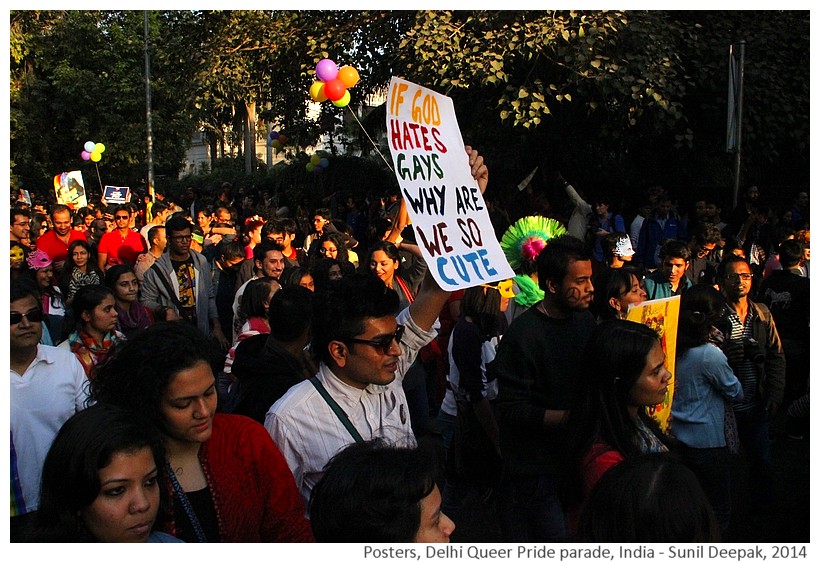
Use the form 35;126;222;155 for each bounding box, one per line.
10;150;810;544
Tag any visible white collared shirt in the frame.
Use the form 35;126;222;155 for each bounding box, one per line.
10;345;89;513
265;306;435;507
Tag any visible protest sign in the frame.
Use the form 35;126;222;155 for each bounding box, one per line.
626;295;681;432
103;185;131;205
386;77;514;290
53;171;88;210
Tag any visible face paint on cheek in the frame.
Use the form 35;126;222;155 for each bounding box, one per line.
564;286;582;304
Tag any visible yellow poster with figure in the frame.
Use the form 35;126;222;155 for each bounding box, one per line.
53;171;88;210
626;295;680;432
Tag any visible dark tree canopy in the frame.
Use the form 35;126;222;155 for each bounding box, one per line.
10;10;808;207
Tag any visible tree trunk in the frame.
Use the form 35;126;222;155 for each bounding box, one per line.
244;100;256;175
208;132;218;167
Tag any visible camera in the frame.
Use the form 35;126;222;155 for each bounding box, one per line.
742;337;765;364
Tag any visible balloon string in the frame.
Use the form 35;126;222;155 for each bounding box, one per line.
346;106;393;173
95;162;103;194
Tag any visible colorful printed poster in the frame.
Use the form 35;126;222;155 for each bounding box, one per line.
386;77;514;290
103;185;131;205
626;295;681;432
53;171;87;210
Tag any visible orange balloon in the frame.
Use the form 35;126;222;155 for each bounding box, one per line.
338;66;360;89
309;81;328;102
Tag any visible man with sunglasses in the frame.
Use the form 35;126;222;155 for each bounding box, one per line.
717;254;785;515
684;223;723;286
97;204;147;271
267;146;488;508
10;278;88;541
265;272;445;508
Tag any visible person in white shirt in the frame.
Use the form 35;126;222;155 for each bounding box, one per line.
267;146;488;507
265;271;445;507
10;277;89;541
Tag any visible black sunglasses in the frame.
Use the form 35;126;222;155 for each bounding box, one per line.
347;325;405;354
11;308;45;325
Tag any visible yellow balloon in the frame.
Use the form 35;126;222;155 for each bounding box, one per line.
338;66;360;89
91;151;102;162
332;90;351;108
309;81;328;102
95;142;106;153
310;154;321;166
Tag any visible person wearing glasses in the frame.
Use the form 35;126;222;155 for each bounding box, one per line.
97;204;147;271
265;272;448;508
717;254;785;515
140;215;229;350
267;146;488;508
302;208;332;257
10;277;89;541
684;223;723;287
10;207;32;245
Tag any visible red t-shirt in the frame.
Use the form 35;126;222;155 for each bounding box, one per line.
98;229;147;267
36;229;88;263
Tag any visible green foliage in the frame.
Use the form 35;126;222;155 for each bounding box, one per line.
10;11;198;196
11;9;808;205
392;10;808;192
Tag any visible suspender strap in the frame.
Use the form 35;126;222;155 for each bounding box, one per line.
309;376;364;443
166;464;208;542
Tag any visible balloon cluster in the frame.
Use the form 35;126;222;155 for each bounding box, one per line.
309;58;360;108
306;153;330;175
267;130;288;150
81;141;106;162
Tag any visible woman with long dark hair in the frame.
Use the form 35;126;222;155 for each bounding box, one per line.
59;239;103;307
25;404;180;542
368;240;415;309
672;284;742;534
310;230;353;271
105;264;155;338
566;320;673;513
90;321;313;542
59;284;125;379
589;268;647;320
279;265;315;292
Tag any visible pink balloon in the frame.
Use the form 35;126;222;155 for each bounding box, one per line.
81;151;91;161
315;58;338;82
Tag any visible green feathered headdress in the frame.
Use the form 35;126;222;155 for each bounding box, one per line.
500;215;567;271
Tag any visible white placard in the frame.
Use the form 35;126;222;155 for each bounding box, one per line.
386;77;514;290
